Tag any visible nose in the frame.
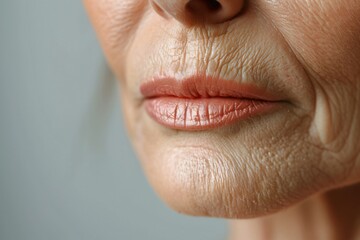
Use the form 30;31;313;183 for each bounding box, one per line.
150;0;245;25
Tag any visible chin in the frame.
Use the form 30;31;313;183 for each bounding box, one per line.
139;146;321;219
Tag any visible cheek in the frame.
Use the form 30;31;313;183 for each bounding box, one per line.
267;0;360;81
268;1;360;180
84;0;148;77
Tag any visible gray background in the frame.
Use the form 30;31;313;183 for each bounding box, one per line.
0;0;227;239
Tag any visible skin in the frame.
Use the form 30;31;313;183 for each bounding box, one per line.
84;0;360;238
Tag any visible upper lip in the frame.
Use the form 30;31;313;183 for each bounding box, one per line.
140;75;284;102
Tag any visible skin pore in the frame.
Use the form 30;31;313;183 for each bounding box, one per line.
84;0;360;239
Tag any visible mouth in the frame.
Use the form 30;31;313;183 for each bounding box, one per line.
140;76;287;131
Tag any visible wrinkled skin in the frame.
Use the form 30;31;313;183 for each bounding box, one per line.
84;0;360;218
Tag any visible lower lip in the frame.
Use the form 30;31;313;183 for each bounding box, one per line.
144;97;281;131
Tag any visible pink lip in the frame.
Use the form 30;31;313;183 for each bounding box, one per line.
140;76;284;131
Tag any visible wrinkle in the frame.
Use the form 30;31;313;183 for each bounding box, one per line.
95;0;147;51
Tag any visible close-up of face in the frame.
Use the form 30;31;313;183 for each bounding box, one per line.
84;0;360;219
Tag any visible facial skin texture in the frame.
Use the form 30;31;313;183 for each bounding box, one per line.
84;0;360;219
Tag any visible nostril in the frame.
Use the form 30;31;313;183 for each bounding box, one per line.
205;0;222;11
186;0;222;14
151;0;244;25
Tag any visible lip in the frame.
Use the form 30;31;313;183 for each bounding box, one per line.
140;76;285;131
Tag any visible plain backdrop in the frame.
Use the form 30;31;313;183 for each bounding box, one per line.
0;0;227;239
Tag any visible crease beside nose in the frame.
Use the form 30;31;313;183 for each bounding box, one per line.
150;0;245;25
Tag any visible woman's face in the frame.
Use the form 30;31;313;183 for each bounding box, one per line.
84;0;360;218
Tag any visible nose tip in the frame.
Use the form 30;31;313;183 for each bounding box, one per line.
150;0;245;25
